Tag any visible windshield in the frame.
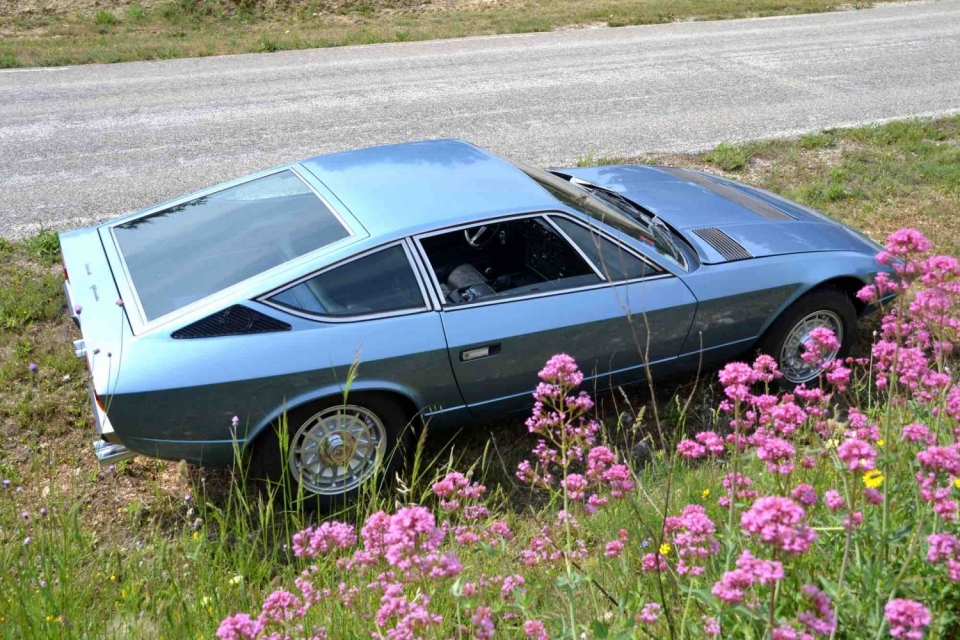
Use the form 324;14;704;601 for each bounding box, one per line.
514;163;686;269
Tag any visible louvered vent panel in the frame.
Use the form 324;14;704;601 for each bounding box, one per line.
691;227;753;262
656;167;795;221
172;305;291;339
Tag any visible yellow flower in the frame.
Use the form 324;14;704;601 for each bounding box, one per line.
193;531;201;541
701;489;710;499
229;575;243;585
659;543;671;556
109;575;116;581
954;478;960;490
877;439;885;448
863;470;884;489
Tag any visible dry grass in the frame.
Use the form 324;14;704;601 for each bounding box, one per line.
0;0;887;68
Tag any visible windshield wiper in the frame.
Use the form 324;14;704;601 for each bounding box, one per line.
649;216;683;265
569;179;684;265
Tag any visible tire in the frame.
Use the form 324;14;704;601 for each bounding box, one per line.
756;287;858;389
249;393;412;511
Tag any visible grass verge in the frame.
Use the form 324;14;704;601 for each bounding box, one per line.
1;0;886;68
0;115;957;637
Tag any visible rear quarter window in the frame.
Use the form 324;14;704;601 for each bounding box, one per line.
268;245;427;318
112;170;351;322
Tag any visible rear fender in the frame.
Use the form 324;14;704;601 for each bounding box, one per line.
245;380;426;447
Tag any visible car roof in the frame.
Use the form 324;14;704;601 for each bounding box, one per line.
299;139;561;238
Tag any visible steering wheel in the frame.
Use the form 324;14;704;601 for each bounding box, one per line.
464;224;500;248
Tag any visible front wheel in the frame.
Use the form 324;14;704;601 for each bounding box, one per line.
757;288;858;388
250;394;411;511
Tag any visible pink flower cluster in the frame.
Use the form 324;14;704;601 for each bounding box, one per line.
663;505;720;576
740;496;817;554
885;598;931;639
926;533;960;581
516;354;634;514
712;549;784;604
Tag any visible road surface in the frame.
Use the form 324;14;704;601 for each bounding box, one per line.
1;0;959;237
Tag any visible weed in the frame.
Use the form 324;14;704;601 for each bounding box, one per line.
705;141;753;171
127;4;147;21
95;10;118;26
0;53;18;69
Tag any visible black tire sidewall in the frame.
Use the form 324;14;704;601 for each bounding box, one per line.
757;287;858;389
249;393;411;511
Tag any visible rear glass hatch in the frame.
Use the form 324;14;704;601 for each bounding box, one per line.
104;168;355;327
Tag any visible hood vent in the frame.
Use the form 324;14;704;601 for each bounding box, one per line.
657;167;796;221
692;227;753;261
172;305;291;339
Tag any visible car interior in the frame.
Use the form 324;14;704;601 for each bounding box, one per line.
419;216;602;305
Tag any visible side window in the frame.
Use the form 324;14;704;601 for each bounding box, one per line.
552;217;660;282
269;245;426;318
419;216;602;306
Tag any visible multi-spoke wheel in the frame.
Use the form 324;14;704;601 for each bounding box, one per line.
251;394;410;510
757;287;858;389
288;405;387;496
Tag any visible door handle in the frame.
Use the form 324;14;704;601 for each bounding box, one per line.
460;343;501;362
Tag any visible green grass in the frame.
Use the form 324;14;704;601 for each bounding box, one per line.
0;116;958;637
0;0;889;68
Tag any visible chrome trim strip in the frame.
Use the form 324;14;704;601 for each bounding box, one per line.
63;280;80;327
404;237;443;311
257;240;432;324
105;167;359;333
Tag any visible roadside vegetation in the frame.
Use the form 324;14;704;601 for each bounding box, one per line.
1;115;958;638
1;0;887;68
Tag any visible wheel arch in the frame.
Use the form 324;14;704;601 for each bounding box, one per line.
755;275;866;346
244;381;424;449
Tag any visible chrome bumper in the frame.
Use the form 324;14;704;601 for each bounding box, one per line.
90;382;135;465
63;280;80;328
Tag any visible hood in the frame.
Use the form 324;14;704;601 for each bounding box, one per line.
556;165;875;264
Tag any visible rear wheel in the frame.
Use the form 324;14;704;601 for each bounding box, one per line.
757;288;858;388
250;394;411;511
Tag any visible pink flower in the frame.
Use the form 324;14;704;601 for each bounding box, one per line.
664;504;720;576
636;603;661;624
741;496;817;554
641;552;667;573
791;484;818;506
825;490;845;512
605;540;624;558
711;549;783;604
677;439;707;459
702;616;721;637
523;620;548;640
216;614;263;640
292;522;357;558
471;606;495;639
901;423;935;445
260;589;304;623
886;229;932;256
885;599;931;639
927;533;960;581
798;585;836;636
837;439;877;472
538;353;583;387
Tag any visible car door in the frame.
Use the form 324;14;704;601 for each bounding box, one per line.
414;213;697;419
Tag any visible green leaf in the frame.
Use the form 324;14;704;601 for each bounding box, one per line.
590;620;609;638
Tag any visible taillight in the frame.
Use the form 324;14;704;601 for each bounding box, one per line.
61;255;69;282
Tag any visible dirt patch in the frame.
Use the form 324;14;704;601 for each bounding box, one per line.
0;0;439;18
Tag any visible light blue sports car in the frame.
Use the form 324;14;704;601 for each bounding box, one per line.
60;139;890;506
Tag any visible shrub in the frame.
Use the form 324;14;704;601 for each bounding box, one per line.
706;141;753;171
95;10;118;26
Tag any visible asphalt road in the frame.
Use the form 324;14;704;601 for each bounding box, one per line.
2;1;959;238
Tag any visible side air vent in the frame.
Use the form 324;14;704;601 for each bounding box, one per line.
172;305;291;339
692;227;753;262
656;167;796;221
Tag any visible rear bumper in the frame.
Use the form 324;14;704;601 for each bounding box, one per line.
90;387;136;465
